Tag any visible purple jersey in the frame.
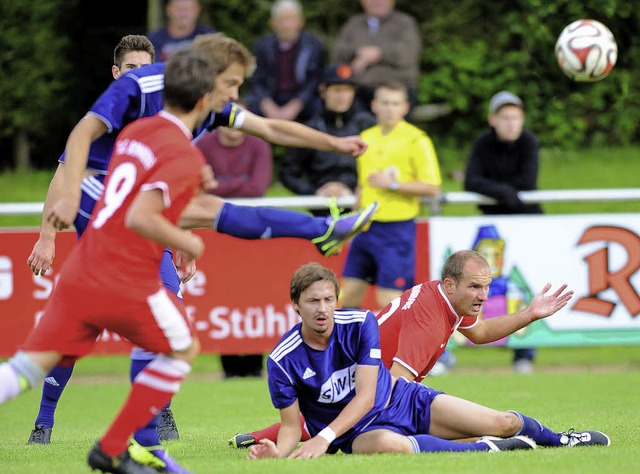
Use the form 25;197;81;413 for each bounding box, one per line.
267;310;393;445
58;62;245;175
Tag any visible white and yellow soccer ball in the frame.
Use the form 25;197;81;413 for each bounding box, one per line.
555;19;618;82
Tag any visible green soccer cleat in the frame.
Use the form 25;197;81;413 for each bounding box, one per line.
228;433;257;449
312;200;378;257
87;441;156;474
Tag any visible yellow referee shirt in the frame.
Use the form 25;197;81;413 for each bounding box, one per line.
358;120;442;222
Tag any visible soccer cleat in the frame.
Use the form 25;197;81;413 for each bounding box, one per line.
560;429;611;447
228;433;257;449
28;424;52;445
479;435;537;452
157;407;179;441
129;440;192;474
312;200;378;257
87;441;157;474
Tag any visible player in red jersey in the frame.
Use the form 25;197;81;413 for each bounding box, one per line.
0;48;219;473
230;249;586;449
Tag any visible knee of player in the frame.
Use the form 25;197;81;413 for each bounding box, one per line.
360;430;413;454
172;339;200;364
495;411;522;437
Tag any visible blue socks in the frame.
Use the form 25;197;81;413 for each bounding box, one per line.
408;434;487;452
34;364;74;428
510;411;562;446
215;202;325;240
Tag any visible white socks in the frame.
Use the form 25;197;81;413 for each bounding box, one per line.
0;363;21;403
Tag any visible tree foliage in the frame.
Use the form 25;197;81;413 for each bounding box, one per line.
0;0;638;169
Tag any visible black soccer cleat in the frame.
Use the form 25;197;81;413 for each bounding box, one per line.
87;441;157;474
560;429;611;447
479;435;537;452
28;424;52;445
157;407;179;441
228;433;257;449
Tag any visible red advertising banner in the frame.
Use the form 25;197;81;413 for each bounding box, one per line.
0;223;430;357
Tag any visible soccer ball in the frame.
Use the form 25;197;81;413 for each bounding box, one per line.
555;19;618;82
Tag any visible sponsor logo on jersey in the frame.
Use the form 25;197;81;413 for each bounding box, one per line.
318;363;356;403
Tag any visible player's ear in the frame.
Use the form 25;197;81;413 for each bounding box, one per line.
442;277;455;294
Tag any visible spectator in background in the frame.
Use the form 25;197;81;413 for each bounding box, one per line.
196;124;272;199
463;90;542;374
331;0;421;115
279;64;376;214
246;0;325;122
148;0;215;62
195;104;273;378
340;81;441;310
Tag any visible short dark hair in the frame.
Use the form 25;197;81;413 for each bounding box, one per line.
441;250;488;282
113;35;155;67
163;48;217;112
290;263;340;304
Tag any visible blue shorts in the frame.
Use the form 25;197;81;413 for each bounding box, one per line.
342;220;416;290
332;378;444;454
74;175;106;238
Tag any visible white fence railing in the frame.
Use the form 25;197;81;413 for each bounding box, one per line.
1;188;639;217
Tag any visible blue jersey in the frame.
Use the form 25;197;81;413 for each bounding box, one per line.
267;310;393;443
60;62;245;236
59;62;245;175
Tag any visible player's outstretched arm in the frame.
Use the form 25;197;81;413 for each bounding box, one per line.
240;109;368;157
27;164;66;276
48;116;108;230
460;283;574;345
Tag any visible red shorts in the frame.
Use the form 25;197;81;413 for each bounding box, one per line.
22;276;194;358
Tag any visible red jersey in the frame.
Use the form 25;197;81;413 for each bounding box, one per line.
69;111;204;293
377;280;478;381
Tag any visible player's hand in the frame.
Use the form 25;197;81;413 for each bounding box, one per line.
247;439;279;460
27;237;55;276
529;283;574;320
184;232;205;261
334;136;368;157
200;164;218;192
47;195;79;231
175;249;197;283
367;170;393;189
288;435;329;459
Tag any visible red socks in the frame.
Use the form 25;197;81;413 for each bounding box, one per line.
250;414;311;443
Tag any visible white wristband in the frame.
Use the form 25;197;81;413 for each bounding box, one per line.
317;427;336;444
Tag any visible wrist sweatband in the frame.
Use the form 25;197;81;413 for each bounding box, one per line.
317;427;336;444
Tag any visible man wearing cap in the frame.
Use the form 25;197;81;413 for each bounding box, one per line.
463;90;543;373
279;64;376;214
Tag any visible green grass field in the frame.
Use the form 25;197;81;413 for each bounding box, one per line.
1;148;638;472
1;346;639;474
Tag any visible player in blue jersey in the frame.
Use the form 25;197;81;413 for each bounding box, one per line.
25;32;375;470
248;262;610;460
25;34;194;474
